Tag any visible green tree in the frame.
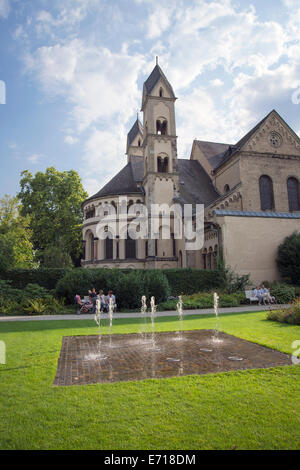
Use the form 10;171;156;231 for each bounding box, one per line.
0;195;35;273
18;167;88;266
277;231;300;285
40;244;74;269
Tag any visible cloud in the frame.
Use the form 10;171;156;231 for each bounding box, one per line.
28;153;43;164
64;135;79;145
25;38;148;195
0;0;9;18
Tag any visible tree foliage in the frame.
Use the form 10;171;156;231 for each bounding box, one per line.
0;195;35;273
18;167;88;266
277;231;300;285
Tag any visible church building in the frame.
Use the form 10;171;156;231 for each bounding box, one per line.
82;62;300;284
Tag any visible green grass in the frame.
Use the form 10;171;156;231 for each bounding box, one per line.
1;311;300;450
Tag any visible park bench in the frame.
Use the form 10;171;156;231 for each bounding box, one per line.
245;290;260;304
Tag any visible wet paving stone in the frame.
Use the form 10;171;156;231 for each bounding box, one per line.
53;329;292;386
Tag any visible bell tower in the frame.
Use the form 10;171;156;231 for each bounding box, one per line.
141;59;179;261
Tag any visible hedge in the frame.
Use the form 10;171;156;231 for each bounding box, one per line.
159;268;225;296
2;268;69;290
1;267;226;305
55;268;171;310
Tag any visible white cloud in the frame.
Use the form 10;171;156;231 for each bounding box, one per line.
28;153;43;164
147;7;173;39
64;135;78;145
25;39;148;195
210;79;223;87
0;0;9;18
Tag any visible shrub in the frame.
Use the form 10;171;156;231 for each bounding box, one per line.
2;268;69;290
277;231;300;285
267;298;300;325
269;283;295;304
142;270;171;305
22;298;47;315
161;268;225;296
56;268;170;309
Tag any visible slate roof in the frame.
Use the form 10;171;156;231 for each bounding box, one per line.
85;158;220;207
143;64;175;97
214;210;300;219
195;141;231;170
85;162;143;201
176;159;220;206
127;118;143;150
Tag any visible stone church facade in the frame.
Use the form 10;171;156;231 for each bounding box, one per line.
82;63;300;284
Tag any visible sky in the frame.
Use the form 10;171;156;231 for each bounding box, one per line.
0;0;300;198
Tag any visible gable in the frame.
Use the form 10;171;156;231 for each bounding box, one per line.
239;110;300;157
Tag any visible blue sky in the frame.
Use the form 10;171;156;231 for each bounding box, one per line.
0;0;300;198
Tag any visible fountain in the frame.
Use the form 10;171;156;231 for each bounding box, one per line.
140;295;148;341
149;296;160;351
108;296;114;348
212;292;222;344
175;295;184;341
93;299;107;360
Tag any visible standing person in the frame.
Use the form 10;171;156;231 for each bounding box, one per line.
261;284;269;304
90;288;97;313
106;290;116;312
98;290;106;312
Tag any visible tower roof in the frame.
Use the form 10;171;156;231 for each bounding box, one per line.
143;64;176;98
126;117;143;153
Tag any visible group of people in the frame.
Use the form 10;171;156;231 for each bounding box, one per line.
74;288;116;314
254;285;276;305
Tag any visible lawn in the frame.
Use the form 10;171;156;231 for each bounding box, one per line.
0;311;300;450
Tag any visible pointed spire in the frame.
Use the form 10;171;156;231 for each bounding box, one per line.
156;56;158;66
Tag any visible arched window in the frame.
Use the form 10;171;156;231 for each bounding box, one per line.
89;233;94;261
125;234;136;259
105;233;113;260
86;208;95;219
171;233;176;256
259;175;274;211
287;177;300;211
224;184;230;193
156;119;167;135
157;156;168;173
159;87;163;97
138;139;141;147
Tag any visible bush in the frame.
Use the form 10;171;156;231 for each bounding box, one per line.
267;298;300;325
161;268;225;296
158;291;244;311
56;268;171;309
269;283;295;304
142;271;171;305
2;268;69;290
277;231;300;285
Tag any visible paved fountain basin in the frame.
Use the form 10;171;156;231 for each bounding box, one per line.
53;329;292;386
